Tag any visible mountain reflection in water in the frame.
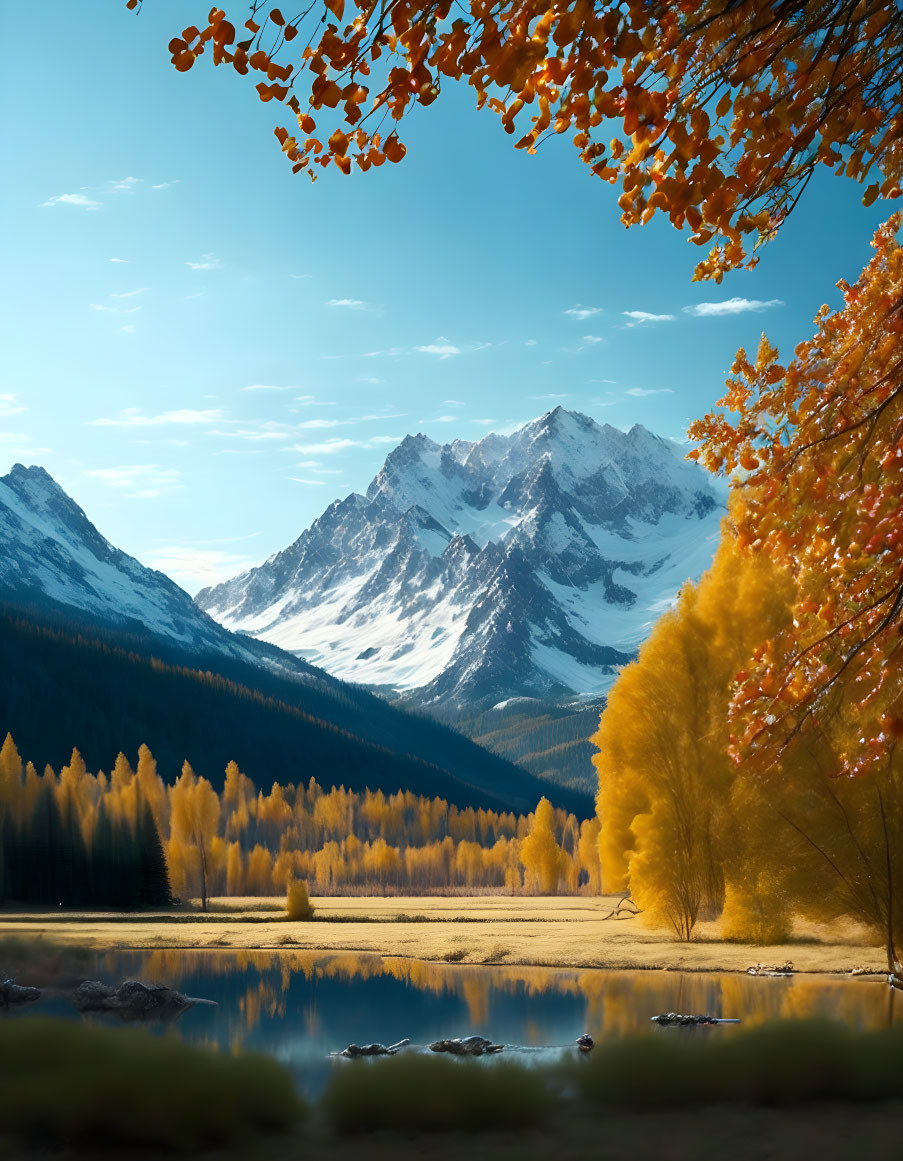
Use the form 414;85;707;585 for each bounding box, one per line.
73;950;898;1094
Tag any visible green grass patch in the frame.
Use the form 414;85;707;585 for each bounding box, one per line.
322;1055;552;1134
0;1017;306;1150
572;1020;903;1109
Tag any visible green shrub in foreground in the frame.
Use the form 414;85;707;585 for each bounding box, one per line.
573;1021;903;1110
0;1017;306;1150
323;1054;552;1134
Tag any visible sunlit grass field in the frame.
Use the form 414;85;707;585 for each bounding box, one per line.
0;894;886;974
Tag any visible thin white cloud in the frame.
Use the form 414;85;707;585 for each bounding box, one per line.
110;288;149;299
185;253;223;271
145;545;259;591
529;393;569;400
622;311;675;326
415;341;460;359
683;297;784;318
369;435;404;444
524;339;537;346
43;193;101;210
89;408;224;428
241;384;299;392
289;477;329;485
290;273;312;280
119;324;137;334
419;415;458;423
151;180;180;190
296;418;343;430
84;464;182;498
473;419;496;426
0;394;27;417
326;298;377;311
298;464;343;475
294;438;365;456
564;305;603;320
109;257;131;264
444;400;465;407
582;335;605;344
625;387;674;397
90;303;141;315
0;433;53;458
109;177;142;193
356;376;384;385
219;429;291;441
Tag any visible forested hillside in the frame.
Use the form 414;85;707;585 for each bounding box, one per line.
0;733;599;906
0;607;592;817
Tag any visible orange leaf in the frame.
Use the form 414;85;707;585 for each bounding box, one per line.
270;8;284;26
384;136;406;163
328;128;350;155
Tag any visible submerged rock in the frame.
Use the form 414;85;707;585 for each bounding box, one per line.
651;1013;738;1026
576;1033;594;1052
0;979;41;1008
336;1039;410;1058
429;1036;504;1056
72;980;216;1021
746;961;794;977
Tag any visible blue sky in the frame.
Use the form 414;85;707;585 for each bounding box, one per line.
0;1;892;592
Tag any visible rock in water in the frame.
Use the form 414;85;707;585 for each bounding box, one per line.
576;1033;595;1052
72;980;215;1021
0;979;41;1008
651;1013;738;1026
337;1039;410;1058
429;1036;504;1055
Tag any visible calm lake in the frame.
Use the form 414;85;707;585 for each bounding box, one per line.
18;950;900;1095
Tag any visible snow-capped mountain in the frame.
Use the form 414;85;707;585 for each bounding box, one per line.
0;463;251;659
0;462;585;813
197;408;725;707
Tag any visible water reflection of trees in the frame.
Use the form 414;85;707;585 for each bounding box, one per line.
109;950;897;1046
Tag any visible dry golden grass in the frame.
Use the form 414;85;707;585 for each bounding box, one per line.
0;895;886;974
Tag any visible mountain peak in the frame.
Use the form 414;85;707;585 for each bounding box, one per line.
4;462;67;496
198;412;724;705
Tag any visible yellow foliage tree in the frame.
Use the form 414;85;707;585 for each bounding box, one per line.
285;876;314;921
169;761;221;912
519;798;567;895
594;530;793;940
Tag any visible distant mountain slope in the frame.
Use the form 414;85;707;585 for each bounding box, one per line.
0;465;590;816
442;697;606;796
198;408;724;708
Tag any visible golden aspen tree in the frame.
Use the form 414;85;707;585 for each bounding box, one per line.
594;531;793;939
285;876;314;921
519;798;568;895
169;761;221;912
225;840;245;896
246;843;275;895
0;734;23;826
135;744;167;832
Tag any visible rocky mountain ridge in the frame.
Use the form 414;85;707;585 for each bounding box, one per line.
197;408;725;708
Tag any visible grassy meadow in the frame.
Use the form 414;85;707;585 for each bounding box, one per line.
0;894;886;974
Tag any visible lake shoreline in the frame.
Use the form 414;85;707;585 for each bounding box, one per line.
0;894;887;977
